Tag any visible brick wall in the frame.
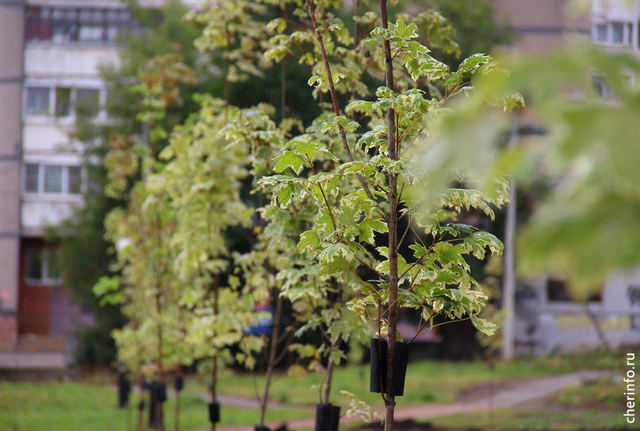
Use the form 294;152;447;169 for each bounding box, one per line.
0;316;17;350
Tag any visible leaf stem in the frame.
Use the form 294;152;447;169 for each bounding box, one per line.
305;0;389;223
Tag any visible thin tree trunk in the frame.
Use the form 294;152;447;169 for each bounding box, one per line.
175;373;181;431
582;302;612;351
280;5;289;122
259;292;284;426
155;293;164;431
502;118;518;361
322;339;340;405
354;0;361;48
137;384;145;431
224;24;231;107
322;285;343;405
155;214;165;431
211;284;219;431
379;2;398;430
281;57;288;122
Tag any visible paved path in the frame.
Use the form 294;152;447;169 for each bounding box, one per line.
117;385;312;410
206;370;614;431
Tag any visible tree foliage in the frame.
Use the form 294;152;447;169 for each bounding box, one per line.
85;1;524;429
469;47;640;300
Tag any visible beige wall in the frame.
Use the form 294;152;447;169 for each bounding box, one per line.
493;0;591;53
0;1;25;316
0;1;25;345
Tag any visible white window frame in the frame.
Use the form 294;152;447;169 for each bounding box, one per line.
23;83;106;121
24;244;62;286
592;20;633;47
22;163;86;196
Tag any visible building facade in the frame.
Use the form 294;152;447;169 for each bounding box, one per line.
493;0;640;354
493;0;592;53
0;0;126;373
1;0;638;374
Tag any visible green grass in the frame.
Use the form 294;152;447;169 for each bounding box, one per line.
0;349;628;431
554;376;626;410
0;381;311;431
371;364;633;431
190;354;582;410
426;407;630;431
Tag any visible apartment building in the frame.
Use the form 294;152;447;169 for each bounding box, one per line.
493;0;592;52
0;0;126;373
1;0;638;375
492;0;640;354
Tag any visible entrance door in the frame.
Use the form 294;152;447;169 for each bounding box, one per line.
18;285;50;335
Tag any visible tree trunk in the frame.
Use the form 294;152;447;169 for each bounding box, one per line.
259;291;284;426
502;118;518;361
322;285;343;405
322;339;339;405
211;284;219;431
582;302;612;351
379;2;398;430
155;214;165;431
175;374;181;431
156;292;165;431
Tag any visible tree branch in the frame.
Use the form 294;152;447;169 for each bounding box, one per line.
305;0;388;222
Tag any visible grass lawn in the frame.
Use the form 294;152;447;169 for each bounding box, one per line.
423;407;629;431
0;349;629;431
395;373;632;431
0;381;311;431
195;348;626;410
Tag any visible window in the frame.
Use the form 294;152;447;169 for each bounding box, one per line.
51;8;79;42
44;165;63;192
25;86;103;119
67;166;82;194
23;164;83;195
593;21;633;46
24;245;60;285
547;277;601;302
25;6;131;44
55;88;72;117
26;87;50;116
25;164;40;193
612;22;624;43
593;75;617;100
596;24;607;42
76;89;100;118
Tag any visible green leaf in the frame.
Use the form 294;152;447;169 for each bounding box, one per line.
471;314;499;336
408;244;428;259
463;231;504;260
274;151;305;175
320;243;355;264
277;182;296;208
358;218;387;244
433;243;468;269
298;230;320;254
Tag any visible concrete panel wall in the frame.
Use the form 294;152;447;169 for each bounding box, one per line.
493;0;591;52
0;1;25;331
24;44;119;79
515;271;640;355
22;123;75;153
22;199;82;235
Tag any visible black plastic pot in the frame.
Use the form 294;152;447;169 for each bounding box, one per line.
315;403;340;431
369;338;410;396
254;426;271;431
208;401;220;424
175;376;184;392
149;397;160;429
154;383;167;403
118;372;131;408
